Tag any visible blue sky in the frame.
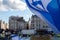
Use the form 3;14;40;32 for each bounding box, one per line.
0;0;33;23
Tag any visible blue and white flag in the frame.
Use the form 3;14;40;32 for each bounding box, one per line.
11;34;20;40
25;0;60;34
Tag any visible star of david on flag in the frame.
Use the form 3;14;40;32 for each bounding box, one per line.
25;0;60;34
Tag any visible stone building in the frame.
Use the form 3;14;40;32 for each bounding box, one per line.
9;16;27;31
28;15;52;31
0;20;8;30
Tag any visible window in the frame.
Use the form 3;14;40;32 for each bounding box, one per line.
43;25;48;28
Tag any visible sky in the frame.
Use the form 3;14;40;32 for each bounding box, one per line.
0;0;33;23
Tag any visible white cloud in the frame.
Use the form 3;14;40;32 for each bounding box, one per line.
0;5;8;11
0;0;27;11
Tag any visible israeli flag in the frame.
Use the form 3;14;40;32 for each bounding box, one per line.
25;0;60;34
11;34;21;40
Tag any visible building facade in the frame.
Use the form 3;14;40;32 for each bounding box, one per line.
9;16;27;31
0;20;8;30
28;15;52;31
0;20;1;29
